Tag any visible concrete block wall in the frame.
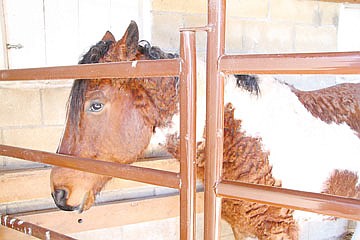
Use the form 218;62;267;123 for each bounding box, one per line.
0;0;350;170
0;81;71;169
150;0;339;54
150;0;345;91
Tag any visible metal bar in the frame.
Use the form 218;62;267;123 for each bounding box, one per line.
0;215;76;240
216;180;360;221
0;144;180;189
204;0;226;239
219;52;360;74
0;59;181;81
179;30;197;240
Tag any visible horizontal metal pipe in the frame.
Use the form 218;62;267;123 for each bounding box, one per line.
0;215;75;240
216;180;360;221
0;59;181;81
219;51;360;74
0;145;180;189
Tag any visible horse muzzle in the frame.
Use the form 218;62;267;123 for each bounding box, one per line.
51;189;81;212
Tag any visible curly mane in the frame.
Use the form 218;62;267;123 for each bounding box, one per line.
67;40;179;133
138;40;179;60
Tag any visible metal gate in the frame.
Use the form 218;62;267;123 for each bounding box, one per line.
204;0;360;239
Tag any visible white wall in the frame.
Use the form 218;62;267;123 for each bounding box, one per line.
1;0;150;69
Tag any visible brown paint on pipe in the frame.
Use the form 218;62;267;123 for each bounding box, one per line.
179;30;197;240
216;180;360;221
0;59;181;81
0;144;180;189
220;52;360;74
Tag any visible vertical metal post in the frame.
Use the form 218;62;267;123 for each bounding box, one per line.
204;0;226;239
179;30;197;240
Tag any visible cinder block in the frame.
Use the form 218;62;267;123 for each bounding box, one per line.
0;88;42;127
227;0;268;19
3;126;63;152
270;0;318;25
152;0;206;14
318;2;339;26
241;21;293;53
295;25;337;52
226;18;244;53
151;13;183;51
2;126;63;169
41;87;71;125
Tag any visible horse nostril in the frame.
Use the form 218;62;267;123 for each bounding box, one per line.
52;189;78;211
53;189;67;203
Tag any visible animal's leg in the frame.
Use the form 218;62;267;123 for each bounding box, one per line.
351;221;360;240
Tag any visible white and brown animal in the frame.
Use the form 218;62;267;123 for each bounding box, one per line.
50;21;360;239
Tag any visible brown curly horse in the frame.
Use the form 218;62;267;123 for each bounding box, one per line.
50;21;360;239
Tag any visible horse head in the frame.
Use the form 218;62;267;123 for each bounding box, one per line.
50;21;179;212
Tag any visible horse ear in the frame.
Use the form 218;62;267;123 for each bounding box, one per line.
116;21;139;60
101;31;115;42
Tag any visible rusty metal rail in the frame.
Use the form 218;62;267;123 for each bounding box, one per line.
0;215;76;240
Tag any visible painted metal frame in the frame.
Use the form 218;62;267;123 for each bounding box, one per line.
0;30;197;240
204;0;360;239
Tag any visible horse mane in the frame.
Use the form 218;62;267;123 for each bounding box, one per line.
67;40;179;131
234;74;260;96
78;40;114;64
138;40;178;60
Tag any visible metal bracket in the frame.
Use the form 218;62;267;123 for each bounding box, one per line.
6;43;23;50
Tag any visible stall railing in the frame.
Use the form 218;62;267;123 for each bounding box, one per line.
204;0;360;239
0;30;198;240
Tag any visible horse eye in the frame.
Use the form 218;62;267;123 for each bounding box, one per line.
88;102;104;112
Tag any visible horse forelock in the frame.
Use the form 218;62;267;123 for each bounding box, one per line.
68;79;88;131
67;40;113;132
78;40;113;64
